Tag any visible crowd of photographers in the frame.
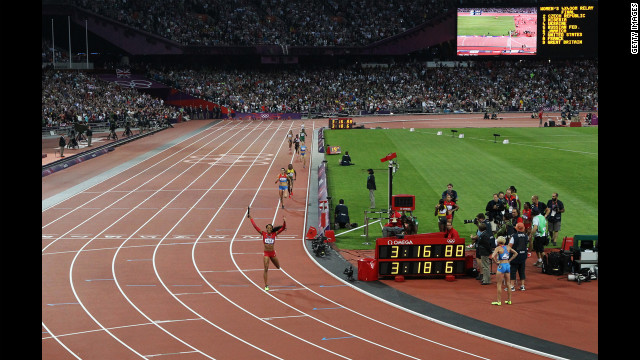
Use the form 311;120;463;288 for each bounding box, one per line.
463;188;564;289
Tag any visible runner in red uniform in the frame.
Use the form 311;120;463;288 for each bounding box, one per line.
248;213;286;291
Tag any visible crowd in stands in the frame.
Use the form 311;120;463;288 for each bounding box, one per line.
42;69;180;129
70;0;453;47
42;57;597;128
144;59;598;115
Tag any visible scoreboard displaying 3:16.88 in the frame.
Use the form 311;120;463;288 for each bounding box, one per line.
376;234;467;277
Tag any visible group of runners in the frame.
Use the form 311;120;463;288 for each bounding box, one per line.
249;122;309;291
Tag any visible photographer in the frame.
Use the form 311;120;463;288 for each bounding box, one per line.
495;213;516;243
485;193;505;232
468;213;492;246
477;221;496;285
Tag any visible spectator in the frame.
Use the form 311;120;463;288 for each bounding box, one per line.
334;199;351;229
545;192;565;246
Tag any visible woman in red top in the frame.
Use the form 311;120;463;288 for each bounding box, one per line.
249;213;286;291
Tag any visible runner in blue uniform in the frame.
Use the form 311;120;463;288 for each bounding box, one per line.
491;236;517;305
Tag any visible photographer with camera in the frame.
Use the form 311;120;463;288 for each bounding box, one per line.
485;194;505;233
477;221;496;285
467;213;494;283
545;192;565;246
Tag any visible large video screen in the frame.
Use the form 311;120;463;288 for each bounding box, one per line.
456;4;597;57
457;8;538;56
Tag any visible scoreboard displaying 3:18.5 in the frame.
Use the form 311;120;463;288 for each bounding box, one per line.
376;235;467;277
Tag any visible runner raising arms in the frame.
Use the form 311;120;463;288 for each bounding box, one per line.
275;168;288;208
248;212;286;291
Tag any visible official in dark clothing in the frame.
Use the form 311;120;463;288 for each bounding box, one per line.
366;169;376;209
509;222;529;291
477;222;495;285
58;135;66;157
334;199;351;229
86;126;93;146
341;151;353;166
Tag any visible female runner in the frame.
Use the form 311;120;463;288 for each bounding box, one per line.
491;236;518;305
248;212;286;291
286;163;296;198
299;141;307;168
275;168;288;208
287;130;293;151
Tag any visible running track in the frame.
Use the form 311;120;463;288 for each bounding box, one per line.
42;116;590;359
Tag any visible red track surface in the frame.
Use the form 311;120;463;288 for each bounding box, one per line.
43;114;596;359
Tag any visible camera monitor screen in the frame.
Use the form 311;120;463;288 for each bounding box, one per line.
456;7;538;56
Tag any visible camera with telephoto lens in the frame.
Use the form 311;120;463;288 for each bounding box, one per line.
312;236;327;257
463;218;478;225
343;266;354;281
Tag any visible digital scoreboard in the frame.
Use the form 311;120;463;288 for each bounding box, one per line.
375;233;468;277
391;194;415;211
538;4;598;57
328;118;354;129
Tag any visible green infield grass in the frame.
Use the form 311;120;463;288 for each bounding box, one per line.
323;126;598;250
457;15;516;37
